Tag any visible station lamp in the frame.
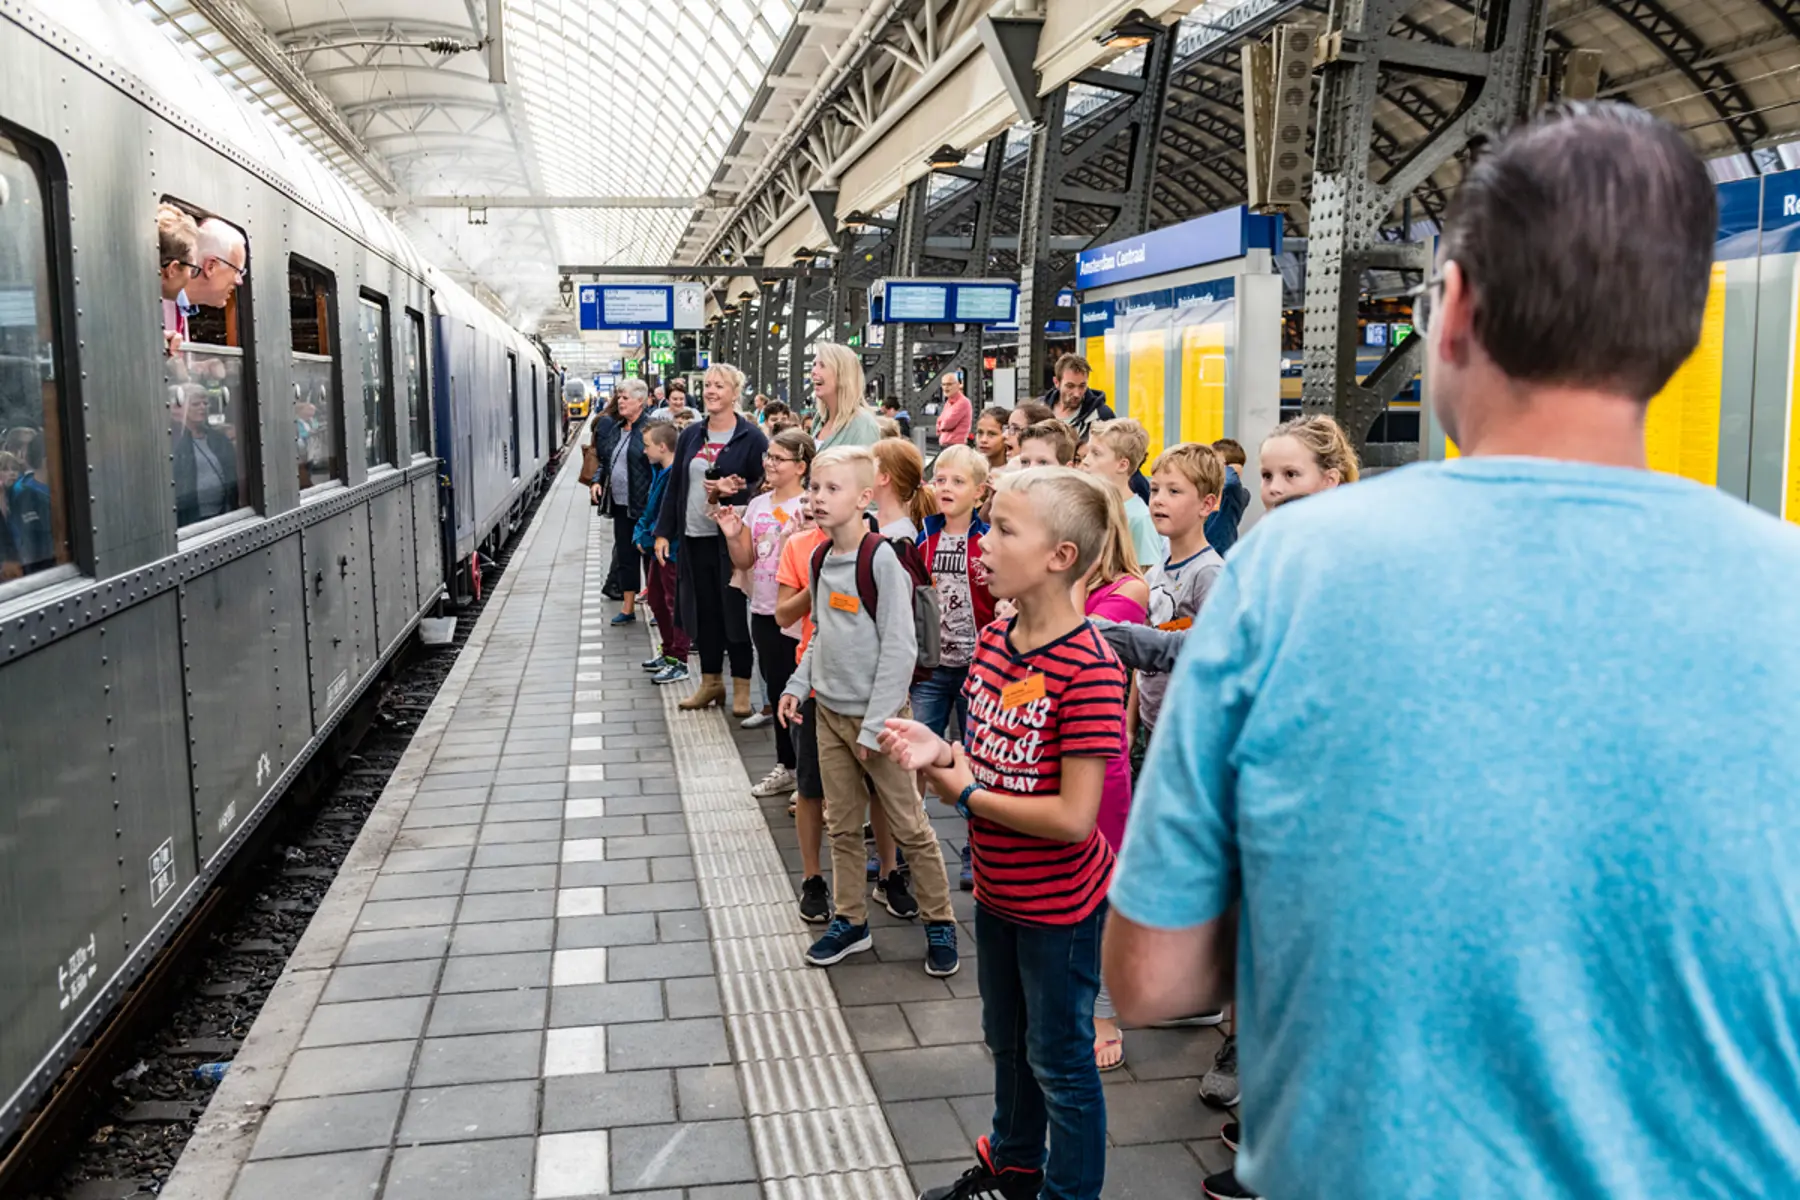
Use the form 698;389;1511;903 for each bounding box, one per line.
1098;9;1159;48
559;275;573;309
927;144;965;170
842;210;871;231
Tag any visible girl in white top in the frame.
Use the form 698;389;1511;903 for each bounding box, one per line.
717;426;817;797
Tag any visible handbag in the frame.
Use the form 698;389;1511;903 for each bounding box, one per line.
578;442;600;486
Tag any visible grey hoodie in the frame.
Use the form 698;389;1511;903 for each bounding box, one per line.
784;538;917;751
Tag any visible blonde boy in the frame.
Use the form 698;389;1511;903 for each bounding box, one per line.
1084;419;1163;568
1137;443;1225;747
778;446;960;974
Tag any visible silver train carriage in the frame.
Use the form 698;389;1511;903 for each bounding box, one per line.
0;0;561;1140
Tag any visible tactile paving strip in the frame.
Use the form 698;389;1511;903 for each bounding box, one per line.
654;626;911;1198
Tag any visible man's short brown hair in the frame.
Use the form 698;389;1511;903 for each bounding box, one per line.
1053;353;1091;380
1211;437;1246;467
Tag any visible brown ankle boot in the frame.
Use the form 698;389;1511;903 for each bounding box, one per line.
731;676;753;718
679;673;725;710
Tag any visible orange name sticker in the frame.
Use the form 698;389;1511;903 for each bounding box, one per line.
999;673;1046;709
1157;617;1194;632
772;506;790;525
828;591;861;614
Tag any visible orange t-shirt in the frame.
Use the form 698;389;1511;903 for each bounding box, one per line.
775;527;830;663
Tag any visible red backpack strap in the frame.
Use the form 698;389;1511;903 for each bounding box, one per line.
808;538;830;599
855;533;883;620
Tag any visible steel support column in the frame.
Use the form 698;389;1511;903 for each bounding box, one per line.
1015;85;1070;397
1301;0;1549;463
757;283;780;400
788;268;816;407
883;176;931;412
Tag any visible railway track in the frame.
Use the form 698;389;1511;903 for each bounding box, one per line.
0;483;556;1200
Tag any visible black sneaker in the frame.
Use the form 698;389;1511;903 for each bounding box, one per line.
867;844;906;881
920;1136;1041;1200
798;875;831;924
1202;1167;1261;1200
877;870;918;919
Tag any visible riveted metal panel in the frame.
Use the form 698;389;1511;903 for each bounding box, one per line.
63;63;162;578
301;506;369;727
0;623;121;1127
412;469;441;609
106;593;197;955
180;540;309;866
367;485;410;655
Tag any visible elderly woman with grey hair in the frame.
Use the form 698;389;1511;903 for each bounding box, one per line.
653;362;767;716
589;377;655;625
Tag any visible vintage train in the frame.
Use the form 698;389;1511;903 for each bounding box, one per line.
0;0;561;1139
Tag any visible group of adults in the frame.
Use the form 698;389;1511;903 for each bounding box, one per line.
583;342;881;718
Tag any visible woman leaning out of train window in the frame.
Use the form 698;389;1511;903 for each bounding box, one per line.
654;362;768;718
591;379;655;625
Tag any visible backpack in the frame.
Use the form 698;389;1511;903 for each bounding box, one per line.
809;532;941;683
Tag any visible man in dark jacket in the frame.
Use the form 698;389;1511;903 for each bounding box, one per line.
1040;353;1114;438
172;388;240;527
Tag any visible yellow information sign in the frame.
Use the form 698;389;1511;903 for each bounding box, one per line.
1787;279;1800;526
1179;322;1228;445
1644;262;1725;486
1083;335;1111;417
1128;329;1168;463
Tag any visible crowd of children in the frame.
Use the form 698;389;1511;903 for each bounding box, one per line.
622;359;1362;1200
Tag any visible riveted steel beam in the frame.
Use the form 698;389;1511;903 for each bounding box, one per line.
1302;0;1549;459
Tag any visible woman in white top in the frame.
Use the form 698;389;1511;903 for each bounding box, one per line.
809;342;881;451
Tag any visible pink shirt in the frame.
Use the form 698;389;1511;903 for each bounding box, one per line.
936;393;972;447
1085;578;1147;851
742;491;801;616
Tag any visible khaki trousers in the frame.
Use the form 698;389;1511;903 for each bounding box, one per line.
814;703;955;925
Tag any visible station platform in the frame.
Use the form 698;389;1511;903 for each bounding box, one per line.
162;453;1233;1200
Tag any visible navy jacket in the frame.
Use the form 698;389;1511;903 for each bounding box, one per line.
654;415;768;543
1206;465;1249;554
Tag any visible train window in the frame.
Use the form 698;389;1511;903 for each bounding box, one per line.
0;132;73;583
530;362;540;461
405;308;429;459
289;257;341;490
357;292;393;469
506;350;520;480
161;200;254;530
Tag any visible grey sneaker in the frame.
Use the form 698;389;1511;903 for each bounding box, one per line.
1199;1033;1239;1108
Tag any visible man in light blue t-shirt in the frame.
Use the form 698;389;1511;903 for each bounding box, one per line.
1104;103;1800;1200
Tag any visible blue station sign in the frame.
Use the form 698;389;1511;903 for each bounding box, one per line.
1075;207;1282;291
578;283;707;331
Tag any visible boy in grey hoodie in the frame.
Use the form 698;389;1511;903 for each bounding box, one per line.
779;446;960;976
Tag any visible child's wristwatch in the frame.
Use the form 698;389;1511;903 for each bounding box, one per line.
955;782;980;821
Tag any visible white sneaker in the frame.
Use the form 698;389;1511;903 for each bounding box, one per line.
741;709;775;730
751;764;796;798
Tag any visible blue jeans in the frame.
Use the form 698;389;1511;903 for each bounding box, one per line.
976;901;1107;1200
910;664;969;741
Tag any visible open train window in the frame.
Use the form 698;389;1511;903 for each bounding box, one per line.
160;198;255;531
357;290;394;469
506;350;520;480
289;256;341;491
0;129;75;588
405;307;429;459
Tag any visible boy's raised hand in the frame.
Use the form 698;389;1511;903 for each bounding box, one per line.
777;693;804;728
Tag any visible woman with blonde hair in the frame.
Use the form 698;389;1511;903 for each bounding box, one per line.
653;360;769;716
870;437;936;538
809;342;880;450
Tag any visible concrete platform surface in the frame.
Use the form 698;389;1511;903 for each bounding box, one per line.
163;450;1233;1200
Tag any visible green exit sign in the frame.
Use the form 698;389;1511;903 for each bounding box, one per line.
648;331;675;349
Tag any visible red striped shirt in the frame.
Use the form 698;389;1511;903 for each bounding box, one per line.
962;619;1126;925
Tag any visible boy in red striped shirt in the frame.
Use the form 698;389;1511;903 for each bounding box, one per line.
879;467;1126;1200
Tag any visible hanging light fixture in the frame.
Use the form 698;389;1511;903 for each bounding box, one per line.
926;144;965;170
1097;9;1159;48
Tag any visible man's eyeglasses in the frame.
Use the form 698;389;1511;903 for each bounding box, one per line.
1403;271;1447;334
204;257;248;284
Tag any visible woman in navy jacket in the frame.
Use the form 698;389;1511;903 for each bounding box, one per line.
653;362;767;716
589;378;655;624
